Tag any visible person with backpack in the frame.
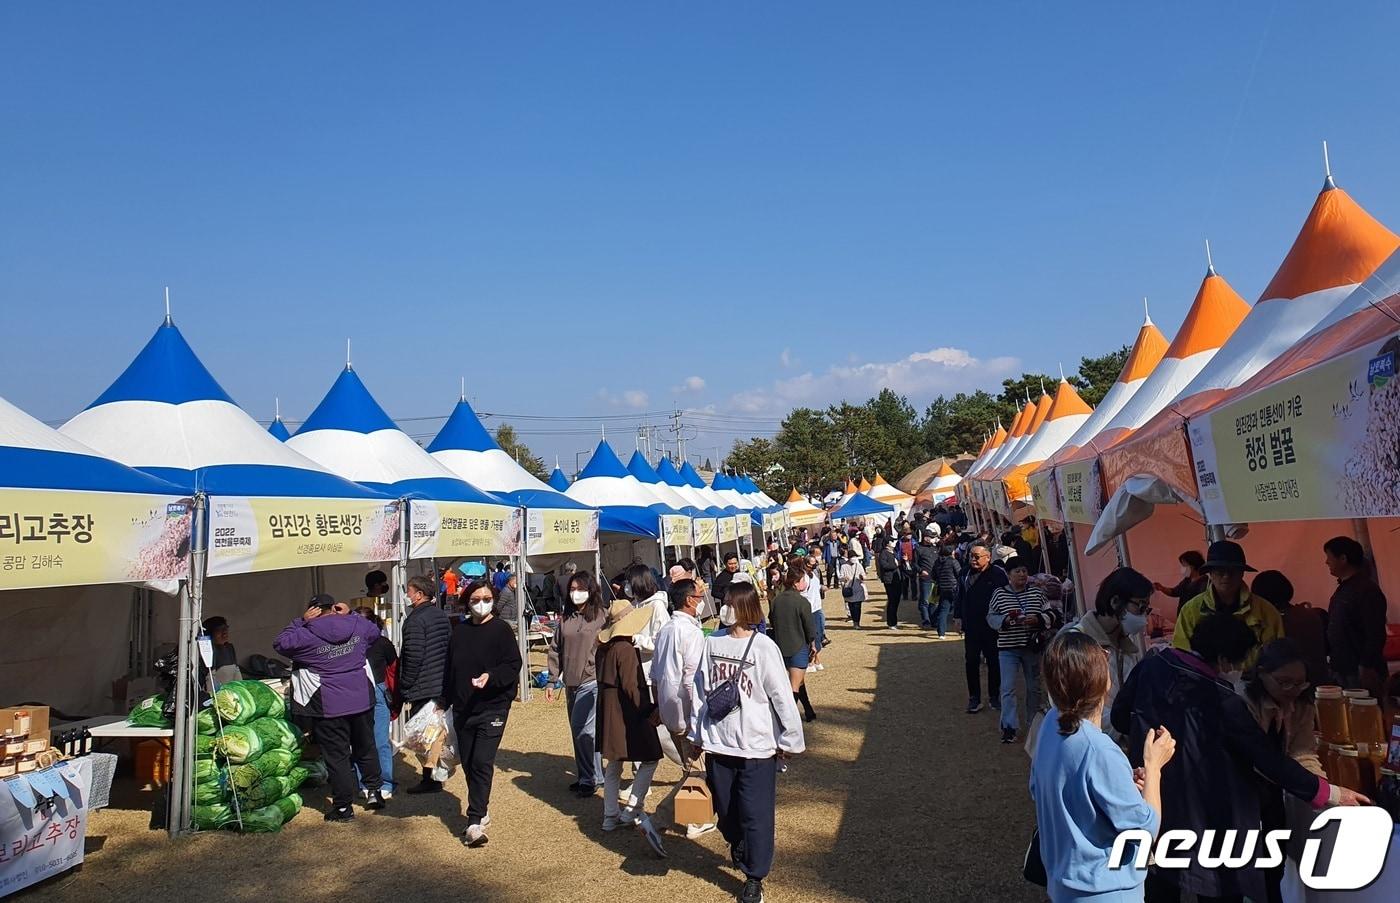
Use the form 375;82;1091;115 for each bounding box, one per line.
838;546;868;628
690;581;805;903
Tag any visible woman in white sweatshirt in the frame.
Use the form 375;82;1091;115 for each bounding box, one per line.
690;582;805;903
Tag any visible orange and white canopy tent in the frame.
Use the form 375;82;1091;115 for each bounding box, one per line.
981;391;1051;512
835;478;860;510
1002;379;1093;504
958;426;1004;508
856;476;872;494
1051;265;1252;525
866;472;915;514
784;487;826;527
1089;175;1398;550
919;460;962;504
1027;309;1168;520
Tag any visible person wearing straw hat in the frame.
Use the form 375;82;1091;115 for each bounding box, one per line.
1172;541;1282;673
596;599;667;856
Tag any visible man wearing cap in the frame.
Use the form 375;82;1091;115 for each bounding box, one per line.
274;593;387;820
1172;540;1282;671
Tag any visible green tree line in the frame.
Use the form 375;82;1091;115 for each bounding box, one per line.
725;345;1130;498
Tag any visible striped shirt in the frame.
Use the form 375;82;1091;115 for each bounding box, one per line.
987;585;1046;649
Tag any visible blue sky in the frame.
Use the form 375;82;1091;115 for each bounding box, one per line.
5;3;1400;470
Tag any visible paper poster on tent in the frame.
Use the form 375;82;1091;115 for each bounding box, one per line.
0;490;191;590
527;508;599;556
694;517;718;546
1191;334;1400;524
411;501;522;559
1057;459;1103;525
207;497;401;576
718;516;737;543
661;514;693;547
1028;470;1062;523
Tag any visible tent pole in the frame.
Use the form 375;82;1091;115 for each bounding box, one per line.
1114;534;1132;569
171;493;207;837
390;500;410;743
1064;522;1086;620
518;509;530;702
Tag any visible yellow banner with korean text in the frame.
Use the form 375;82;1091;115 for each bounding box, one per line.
661;514;694;547
694;517;718;546
1056;459;1103;525
527;508;599;556
0;489;192;590
1028;469;1063;523
718;516;737;543
1190;334;1400;524
410;501;522;560
208;497;402;577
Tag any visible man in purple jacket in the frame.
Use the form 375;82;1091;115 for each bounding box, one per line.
275;593;388;821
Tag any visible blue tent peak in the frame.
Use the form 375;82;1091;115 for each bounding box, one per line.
268;418;291;441
295;367;398;436
626;451;665;485
547;467;571;491
577;440;630;480
712;471;734;490
88;320;236;408
679;461;707;489
426;398;500;454
655;457;687;487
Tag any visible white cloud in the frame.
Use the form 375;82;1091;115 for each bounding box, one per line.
779;348;796;369
597;388;651;410
727;346;1020;415
671;375;706;394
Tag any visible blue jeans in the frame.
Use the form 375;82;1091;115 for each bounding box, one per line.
567;680;602;788
357;681;395;794
998;649;1042;733
918;578;936;628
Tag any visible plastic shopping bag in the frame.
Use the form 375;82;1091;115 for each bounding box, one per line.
430;712;459;783
398;701;457;778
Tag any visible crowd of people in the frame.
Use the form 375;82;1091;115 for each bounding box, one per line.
221;499;1393;903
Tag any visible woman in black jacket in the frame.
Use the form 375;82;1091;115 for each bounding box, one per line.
1111;614;1367;902
443;579;522;847
875;539;904;628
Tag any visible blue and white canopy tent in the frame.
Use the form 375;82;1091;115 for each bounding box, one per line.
679;460;746;551
267;399;291;442
59;316;395;836
828;491;896;522
656;456;725;559
547;467;571;492
427;397;599;558
565;440;684;579
626;451;698;554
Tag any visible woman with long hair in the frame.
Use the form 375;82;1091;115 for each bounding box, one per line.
768;557;818;723
443;579;522;847
839;545;868;628
545;570;608;798
692;582;805;903
1031;630;1175;902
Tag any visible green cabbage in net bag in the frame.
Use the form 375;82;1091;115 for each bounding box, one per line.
128;694;169;728
237;773;306;808
196;708;218;736
194;758;226;785
297;760;328;787
194;779;228;805
230;748;298;791
286;765;309;789
193;802;234;830
213;680;284;725
247;716;303;753
272;792;303;824
213;723;264;764
238;802;286;833
195;734;216;759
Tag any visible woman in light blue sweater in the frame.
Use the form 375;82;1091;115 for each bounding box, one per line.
1031;631;1176;902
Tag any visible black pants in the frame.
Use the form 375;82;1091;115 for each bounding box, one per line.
963;630;1000;703
454;707;510;823
314;709;380;809
846;597;862;626
707;753;778;880
884;580;903;626
904;569;918;601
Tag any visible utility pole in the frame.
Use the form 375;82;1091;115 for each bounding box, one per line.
671;410;686;464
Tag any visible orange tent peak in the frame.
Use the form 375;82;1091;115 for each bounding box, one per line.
1258;184;1398;303
857;477;872;492
1047;378;1092;420
1026;391;1054;434
1165;269;1251;359
844;480;859;494
1118;316;1170;383
787;488;803;503
872;473;888;485
936;461;956;477
1007;401;1035;439
988;424;1008;448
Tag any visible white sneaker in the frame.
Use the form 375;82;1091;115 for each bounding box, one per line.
463;821;488;847
806;665;818;673
815;663;825;671
380;788;394;800
686;822;718;839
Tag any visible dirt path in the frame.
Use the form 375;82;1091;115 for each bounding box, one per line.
29;586;1041;902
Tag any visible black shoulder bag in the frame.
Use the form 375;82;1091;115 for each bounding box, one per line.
704;630;759;723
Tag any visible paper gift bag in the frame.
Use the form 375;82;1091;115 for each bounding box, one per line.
674;775;714;827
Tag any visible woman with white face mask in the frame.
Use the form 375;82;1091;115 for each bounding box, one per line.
442;579;522;847
545;571;608;797
1063;568;1153;741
